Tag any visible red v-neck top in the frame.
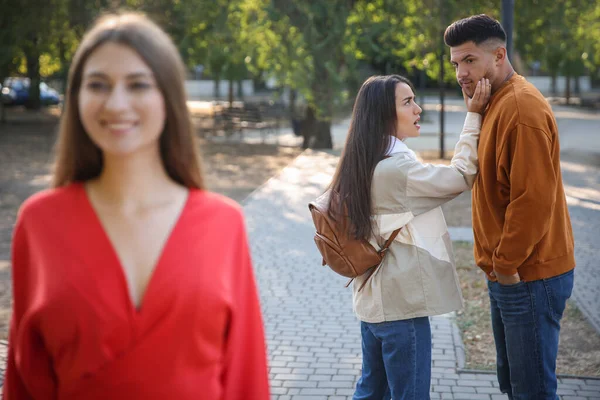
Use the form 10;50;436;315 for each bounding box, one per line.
4;183;269;400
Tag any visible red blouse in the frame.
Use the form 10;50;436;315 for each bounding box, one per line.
4;184;269;399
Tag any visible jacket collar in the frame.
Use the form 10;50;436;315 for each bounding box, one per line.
385;136;417;158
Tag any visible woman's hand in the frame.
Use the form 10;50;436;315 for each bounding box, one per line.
464;78;491;115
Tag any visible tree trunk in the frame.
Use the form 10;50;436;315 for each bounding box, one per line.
237;80;243;99
289;88;297;117
213;77;221;99
228;79;234;105
565;75;571;105
301;106;332;149
551;73;557;96
301;106;315;149
312;120;333;149
25;44;41;110
0;93;5;123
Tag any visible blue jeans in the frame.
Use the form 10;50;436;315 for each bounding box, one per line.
488;269;574;400
353;317;431;400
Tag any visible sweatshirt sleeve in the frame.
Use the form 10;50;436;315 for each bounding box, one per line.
404;112;481;215
221;220;269;400
4;215;56;399
492;123;557;276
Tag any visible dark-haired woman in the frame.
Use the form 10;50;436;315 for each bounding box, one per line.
326;75;490;400
5;13;269;400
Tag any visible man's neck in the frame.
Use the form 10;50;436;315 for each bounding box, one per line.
492;66;515;94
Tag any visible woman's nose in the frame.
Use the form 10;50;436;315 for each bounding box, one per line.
104;84;128;112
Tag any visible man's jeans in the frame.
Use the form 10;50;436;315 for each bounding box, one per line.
488;269;574;400
353;317;431;400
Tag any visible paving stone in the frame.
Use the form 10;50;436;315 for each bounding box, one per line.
452;386;477;393
576;390;600;397
317;381;355;388
335;388;355;396
307;375;332;382
452;394;491;400
282;381;318;389
457;379;493;387
274;374;309;381
475;387;501;395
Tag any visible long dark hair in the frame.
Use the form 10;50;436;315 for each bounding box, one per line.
52;12;204;189
328;75;414;239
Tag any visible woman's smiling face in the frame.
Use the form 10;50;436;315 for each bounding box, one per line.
78;42;166;157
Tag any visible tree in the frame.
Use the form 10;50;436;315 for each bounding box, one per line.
262;0;358;149
515;0;596;99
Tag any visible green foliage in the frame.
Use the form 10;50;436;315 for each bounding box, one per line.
2;0;598;110
515;0;597;78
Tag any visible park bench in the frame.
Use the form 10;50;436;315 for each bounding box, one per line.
209;101;284;140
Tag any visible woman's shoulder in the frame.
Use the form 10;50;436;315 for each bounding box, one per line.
18;183;82;220
374;152;419;177
186;189;245;223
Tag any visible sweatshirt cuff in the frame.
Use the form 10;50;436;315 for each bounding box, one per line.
493;265;519;277
463;112;482;131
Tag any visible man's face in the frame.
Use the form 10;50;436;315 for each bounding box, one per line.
450;41;497;98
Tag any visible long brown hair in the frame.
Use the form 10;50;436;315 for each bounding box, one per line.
52;12;204;189
328;75;414;239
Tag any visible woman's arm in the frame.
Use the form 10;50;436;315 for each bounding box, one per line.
4;215;56;399
221;218;269;400
395;79;491;215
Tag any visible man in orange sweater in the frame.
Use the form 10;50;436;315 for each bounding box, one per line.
445;14;576;400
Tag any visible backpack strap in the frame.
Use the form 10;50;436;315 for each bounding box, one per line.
345;226;403;292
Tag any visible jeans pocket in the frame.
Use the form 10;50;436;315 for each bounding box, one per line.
543;270;574;322
497;280;525;288
490;281;533;325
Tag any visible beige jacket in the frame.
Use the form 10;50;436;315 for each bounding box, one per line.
352;112;481;323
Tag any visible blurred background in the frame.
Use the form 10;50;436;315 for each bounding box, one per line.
1;0;599;149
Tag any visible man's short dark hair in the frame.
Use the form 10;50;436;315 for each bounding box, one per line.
444;14;507;47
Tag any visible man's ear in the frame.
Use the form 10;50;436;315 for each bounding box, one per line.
495;47;507;65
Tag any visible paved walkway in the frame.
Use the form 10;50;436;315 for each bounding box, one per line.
561;159;600;334
244;150;600;400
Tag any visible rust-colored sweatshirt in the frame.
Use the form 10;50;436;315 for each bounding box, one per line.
472;73;575;282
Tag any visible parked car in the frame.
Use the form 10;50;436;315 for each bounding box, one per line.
1;77;61;106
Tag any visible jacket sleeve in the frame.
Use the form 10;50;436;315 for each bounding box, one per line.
492;124;557;276
403;112;481;216
4;215;56;399
221;219;269;400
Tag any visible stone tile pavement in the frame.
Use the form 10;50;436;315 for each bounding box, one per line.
0;149;598;399
243;150;600;400
561;159;600;334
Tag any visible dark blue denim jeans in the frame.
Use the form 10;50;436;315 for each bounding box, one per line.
488;269;574;400
353;317;431;400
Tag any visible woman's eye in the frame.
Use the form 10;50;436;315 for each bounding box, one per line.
130;82;151;90
86;82;108;91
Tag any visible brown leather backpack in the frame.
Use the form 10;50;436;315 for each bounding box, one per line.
308;190;401;292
